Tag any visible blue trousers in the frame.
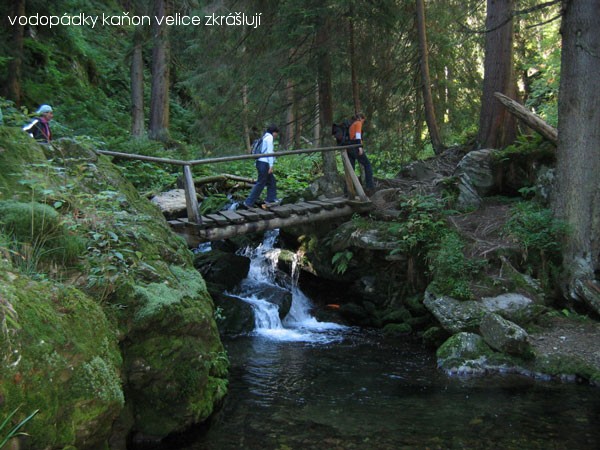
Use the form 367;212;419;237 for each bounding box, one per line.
348;148;374;189
245;161;277;206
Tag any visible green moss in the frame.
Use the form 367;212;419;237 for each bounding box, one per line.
0;127;52;200
72;356;124;404
0;270;122;449
0;135;228;444
383;323;412;335
133;265;210;323
436;332;495;369
532;354;600;385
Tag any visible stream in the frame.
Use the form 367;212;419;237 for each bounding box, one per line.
158;232;600;450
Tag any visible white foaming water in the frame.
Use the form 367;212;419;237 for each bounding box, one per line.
233;230;347;343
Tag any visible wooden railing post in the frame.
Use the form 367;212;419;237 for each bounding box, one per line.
183;165;201;224
341;150;369;202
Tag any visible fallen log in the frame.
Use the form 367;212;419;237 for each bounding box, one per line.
193;173;254;185
494;92;558;145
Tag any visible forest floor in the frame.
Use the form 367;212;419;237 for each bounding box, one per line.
372;146;600;378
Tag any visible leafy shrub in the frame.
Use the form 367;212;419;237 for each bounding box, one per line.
504;201;567;285
388;195;448;257
427;231;486;300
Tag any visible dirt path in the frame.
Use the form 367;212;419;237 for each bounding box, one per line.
529;316;600;373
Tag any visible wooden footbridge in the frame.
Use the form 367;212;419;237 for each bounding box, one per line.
97;144;373;245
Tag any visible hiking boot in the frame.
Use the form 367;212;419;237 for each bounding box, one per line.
264;199;281;207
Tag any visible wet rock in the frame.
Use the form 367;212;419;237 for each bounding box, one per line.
194;250;250;289
212;292;255;335
245;283;293;319
480;313;532;357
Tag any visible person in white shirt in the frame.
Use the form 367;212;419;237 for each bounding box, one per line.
242;124;280;208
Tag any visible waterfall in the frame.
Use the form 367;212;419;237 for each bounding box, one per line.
230;230;346;342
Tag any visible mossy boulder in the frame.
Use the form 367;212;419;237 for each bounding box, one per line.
479;313;533;357
116;266;228;437
436;332;496;373
0;130;228;445
0;259;123;449
423;289;488;333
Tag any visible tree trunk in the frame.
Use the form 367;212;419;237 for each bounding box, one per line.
415;0;444;154
242;83;251;152
477;0;517;149
554;0;600;313
313;80;320;146
285;78;295;149
316;20;338;185
149;0;171;141
349;11;361;115
5;0;25;105
130;27;145;138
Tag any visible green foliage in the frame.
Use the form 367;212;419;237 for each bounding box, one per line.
504;201;567;282
388;195;448;257
521;15;562;127
117;160;178;195
332;250;353;275
0;408;40;449
427;231;486;300
200;194;230;215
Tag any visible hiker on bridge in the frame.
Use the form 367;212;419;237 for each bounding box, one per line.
241;124;280;209
23;104;54;144
348;113;374;193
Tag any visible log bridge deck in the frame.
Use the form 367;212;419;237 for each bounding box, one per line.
97;143;372;245
168;197;372;245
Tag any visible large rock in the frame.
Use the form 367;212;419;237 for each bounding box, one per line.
0;260;123;450
436;332;494;373
151;189;189;219
212;293;255;335
481;293;544;326
455;148;498;208
423;289;488;333
480;313;532;357
0;130;228;446
194;249;250;288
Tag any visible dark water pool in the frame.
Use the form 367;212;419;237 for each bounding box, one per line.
162;327;600;450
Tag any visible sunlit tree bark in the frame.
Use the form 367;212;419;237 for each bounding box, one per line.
554;0;600;312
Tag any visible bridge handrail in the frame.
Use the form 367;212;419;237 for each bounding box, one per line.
95;144;360;166
95;143;366;225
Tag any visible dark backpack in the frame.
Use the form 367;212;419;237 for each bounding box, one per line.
251;136;265;154
332;119;351;145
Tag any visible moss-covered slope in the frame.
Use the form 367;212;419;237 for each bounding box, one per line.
0;128;228;447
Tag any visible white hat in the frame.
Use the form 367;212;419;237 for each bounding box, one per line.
36;104;53;114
